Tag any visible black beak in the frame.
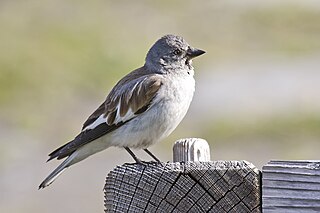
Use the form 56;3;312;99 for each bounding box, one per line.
187;47;206;59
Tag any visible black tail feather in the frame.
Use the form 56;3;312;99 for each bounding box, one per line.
47;142;72;162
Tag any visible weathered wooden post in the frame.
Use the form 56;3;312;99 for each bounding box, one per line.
262;160;320;213
104;138;261;212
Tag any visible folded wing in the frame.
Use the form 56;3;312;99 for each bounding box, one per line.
47;69;163;161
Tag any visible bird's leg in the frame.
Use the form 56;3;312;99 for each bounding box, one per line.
125;147;142;164
144;149;161;163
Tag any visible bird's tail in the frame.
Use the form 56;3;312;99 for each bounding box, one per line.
39;155;75;189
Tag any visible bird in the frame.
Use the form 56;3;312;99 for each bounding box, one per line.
39;34;205;189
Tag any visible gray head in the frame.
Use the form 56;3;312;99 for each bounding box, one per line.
145;34;205;73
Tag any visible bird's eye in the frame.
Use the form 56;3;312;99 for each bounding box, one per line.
173;49;182;55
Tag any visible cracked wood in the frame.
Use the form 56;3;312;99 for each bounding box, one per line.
104;161;261;212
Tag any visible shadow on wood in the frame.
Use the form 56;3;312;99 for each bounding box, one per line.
104;161;261;212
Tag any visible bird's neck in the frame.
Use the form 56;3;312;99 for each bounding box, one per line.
144;61;193;75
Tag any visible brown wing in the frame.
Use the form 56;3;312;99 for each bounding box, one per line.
82;66;161;129
47;66;163;161
103;74;163;125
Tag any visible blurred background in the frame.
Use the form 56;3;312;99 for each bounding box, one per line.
1;0;320;212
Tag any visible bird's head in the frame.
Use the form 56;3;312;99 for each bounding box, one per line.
145;34;205;73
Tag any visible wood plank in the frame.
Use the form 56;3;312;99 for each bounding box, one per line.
262;160;320;213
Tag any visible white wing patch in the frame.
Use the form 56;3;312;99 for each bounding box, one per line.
113;97;135;124
82;114;106;131
83;99;137;131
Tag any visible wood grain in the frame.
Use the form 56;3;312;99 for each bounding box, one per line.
262;160;320;213
104;161;261;212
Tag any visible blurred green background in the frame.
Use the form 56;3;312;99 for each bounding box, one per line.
1;0;320;212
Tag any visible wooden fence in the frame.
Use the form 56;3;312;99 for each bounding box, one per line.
104;138;320;212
